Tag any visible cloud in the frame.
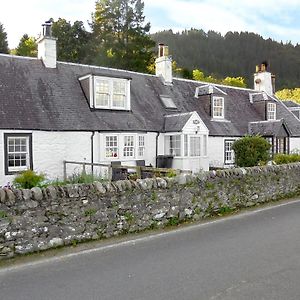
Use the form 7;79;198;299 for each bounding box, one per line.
144;0;300;44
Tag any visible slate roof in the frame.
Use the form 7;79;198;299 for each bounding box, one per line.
282;100;300;108
1;54;300;137
248;120;287;136
164;112;193;132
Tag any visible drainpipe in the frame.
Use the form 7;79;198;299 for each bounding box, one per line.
155;132;160;167
91;131;95;175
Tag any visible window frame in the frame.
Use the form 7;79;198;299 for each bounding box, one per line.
4;133;33;175
212;96;224;119
189;135;201;157
224;139;235;165
123;135;135;158
267;102;276;121
105;135;119;159
165;134;181;157
94;76;130;110
138;135;145;157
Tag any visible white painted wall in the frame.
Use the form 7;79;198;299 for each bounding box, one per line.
0;130;92;186
37;37;57;68
208;136;239;168
290;137;300;153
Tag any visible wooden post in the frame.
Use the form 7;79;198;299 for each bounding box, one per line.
108;166;112;182
63;160;67;181
136;166;142;179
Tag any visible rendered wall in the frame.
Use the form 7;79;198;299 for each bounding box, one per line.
0;130;92;186
0;163;299;259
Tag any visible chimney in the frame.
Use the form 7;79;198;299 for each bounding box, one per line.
155;43;172;84
37;20;57;68
254;62;275;95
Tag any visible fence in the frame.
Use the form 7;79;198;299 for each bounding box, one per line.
63;160;191;181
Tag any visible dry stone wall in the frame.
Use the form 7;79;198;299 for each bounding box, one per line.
1;163;300;259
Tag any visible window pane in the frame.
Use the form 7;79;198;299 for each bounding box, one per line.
124;136;134;157
225;140;235;164
105;136;118;158
95;94;109;107
7;137;29;170
113;81;126;94
190;137;201;156
167;135;181;156
213;97;224;118
112;94;126;108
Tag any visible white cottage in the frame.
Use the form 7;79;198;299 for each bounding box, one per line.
0;22;300;185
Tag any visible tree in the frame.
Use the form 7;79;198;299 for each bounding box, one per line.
15;34;37;57
52;18;91;63
276;88;300;103
0;23;9;54
221;76;246;88
232;135;271;167
91;0;155;72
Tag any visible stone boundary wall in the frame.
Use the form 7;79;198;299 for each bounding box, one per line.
1;163;300;259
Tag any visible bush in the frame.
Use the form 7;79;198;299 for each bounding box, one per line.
274;153;300;165
232;135;271;167
13;170;45;189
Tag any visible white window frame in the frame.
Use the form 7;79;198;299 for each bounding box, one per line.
190;135;201;157
267;102;276;120
212;96;224;119
123;135;135;158
165;135;181;157
138;135;145;157
94;76;130;110
105;135;119;159
5;134;31;174
224;140;235;165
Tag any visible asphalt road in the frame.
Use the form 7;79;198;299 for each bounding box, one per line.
1;200;300;300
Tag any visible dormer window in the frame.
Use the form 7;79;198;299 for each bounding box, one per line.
212;96;224;118
267;102;276;120
94;77;129;110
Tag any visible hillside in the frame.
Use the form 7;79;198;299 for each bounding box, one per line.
151;29;300;90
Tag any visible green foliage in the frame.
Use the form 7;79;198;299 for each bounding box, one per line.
84;208;97;216
273;153;300;165
67;172;105;184
13;170;45;189
232;135;271;167
91;0;155;72
167;217;179;226
276;88;300;103
166;170;177;178
0;23;9;54
0;210;8;219
192;69;246;88
151;29;300;89
52;18;91;63
15;34;37;57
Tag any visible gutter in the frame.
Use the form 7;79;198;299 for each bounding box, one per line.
155;132;160;167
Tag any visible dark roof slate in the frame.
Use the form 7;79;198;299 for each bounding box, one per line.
0;54;300;137
248;120;287;136
282;100;300;108
164;112;193;132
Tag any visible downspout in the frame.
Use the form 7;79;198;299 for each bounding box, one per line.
155;132;160;167
91;131;95;175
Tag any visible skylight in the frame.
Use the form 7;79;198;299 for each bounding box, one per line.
160;95;177;109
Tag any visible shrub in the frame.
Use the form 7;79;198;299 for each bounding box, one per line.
274;153;300;165
13;170;45;189
232;135;271;167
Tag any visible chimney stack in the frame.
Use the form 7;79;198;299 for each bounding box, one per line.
37;20;57;68
155;43;172;84
254;62;275;95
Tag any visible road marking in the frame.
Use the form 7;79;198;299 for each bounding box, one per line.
0;198;300;274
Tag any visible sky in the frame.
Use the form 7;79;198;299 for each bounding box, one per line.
1;0;300;49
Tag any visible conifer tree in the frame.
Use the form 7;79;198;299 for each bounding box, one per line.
0;23;9;54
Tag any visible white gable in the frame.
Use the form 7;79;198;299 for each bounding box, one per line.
182;111;209;134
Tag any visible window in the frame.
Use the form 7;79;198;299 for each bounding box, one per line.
160;95;177;109
4;134;32;174
105;136;118;158
276;137;287;154
203;135;207;156
123;136;134;157
184;135;188;156
190;136;201;156
166;135;181;156
267;102;276;120
138;136;145;157
224;140;235;164
213;97;224;118
94;77;129;110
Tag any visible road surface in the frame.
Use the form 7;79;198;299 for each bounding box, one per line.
1;199;300;299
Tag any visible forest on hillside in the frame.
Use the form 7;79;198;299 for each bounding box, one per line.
151;29;300;90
